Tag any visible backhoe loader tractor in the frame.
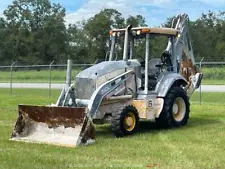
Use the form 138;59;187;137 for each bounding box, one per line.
11;14;203;147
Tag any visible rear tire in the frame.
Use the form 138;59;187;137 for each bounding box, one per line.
156;86;190;128
111;105;139;137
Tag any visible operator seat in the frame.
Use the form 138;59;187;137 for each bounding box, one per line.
141;58;162;91
148;58;162;77
148;58;162;90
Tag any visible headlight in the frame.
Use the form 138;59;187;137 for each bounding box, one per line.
137;30;141;35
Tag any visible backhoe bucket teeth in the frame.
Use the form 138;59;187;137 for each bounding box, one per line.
10;105;95;147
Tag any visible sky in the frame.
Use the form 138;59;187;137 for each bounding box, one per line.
0;0;225;26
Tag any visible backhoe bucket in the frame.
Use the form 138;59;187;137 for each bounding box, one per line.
10;105;95;147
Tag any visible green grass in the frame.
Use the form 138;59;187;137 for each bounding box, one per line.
1;89;225;169
201;79;225;85
201;67;225;85
191;92;225;104
0;66;225;84
0;69;81;83
202;67;225;79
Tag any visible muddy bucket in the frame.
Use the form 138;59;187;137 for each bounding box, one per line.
10;105;95;147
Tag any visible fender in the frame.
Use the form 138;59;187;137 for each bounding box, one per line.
156;72;187;97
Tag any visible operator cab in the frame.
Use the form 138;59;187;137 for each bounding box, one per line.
109;26;179;92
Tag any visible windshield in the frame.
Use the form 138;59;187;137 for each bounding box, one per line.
109;31;168;61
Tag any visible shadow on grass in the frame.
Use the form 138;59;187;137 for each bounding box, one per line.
95;121;167;138
95;116;221;138
188;116;221;128
95;124;112;138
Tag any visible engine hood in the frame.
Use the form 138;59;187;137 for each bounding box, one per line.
75;60;140;100
76;60;129;79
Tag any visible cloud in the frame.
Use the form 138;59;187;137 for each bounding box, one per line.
65;0;225;27
0;0;13;17
199;0;225;6
65;0;171;26
0;0;13;8
1;0;224;27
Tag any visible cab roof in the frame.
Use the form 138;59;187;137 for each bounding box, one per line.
110;27;179;37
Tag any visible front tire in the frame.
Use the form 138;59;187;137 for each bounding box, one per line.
156;86;190;128
111;105;139;137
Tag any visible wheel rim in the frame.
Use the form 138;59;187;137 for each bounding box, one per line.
124;112;136;132
172;97;186;122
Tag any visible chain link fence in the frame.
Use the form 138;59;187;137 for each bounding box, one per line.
197;62;225;85
0;61;224;102
0;61;94;97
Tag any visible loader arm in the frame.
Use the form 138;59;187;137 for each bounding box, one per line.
74;70;135;144
77;70;134;118
164;13;203;96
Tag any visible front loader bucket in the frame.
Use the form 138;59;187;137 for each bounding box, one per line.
10;105;95;147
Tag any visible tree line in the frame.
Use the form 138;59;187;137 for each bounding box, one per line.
0;0;225;65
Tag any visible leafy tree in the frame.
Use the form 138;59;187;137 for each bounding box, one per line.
82;9;125;62
67;22;91;63
3;0;67;64
126;15;147;27
190;11;225;61
0;2;225;65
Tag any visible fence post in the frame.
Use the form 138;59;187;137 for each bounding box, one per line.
10;61;16;95
49;60;55;97
199;57;204;105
